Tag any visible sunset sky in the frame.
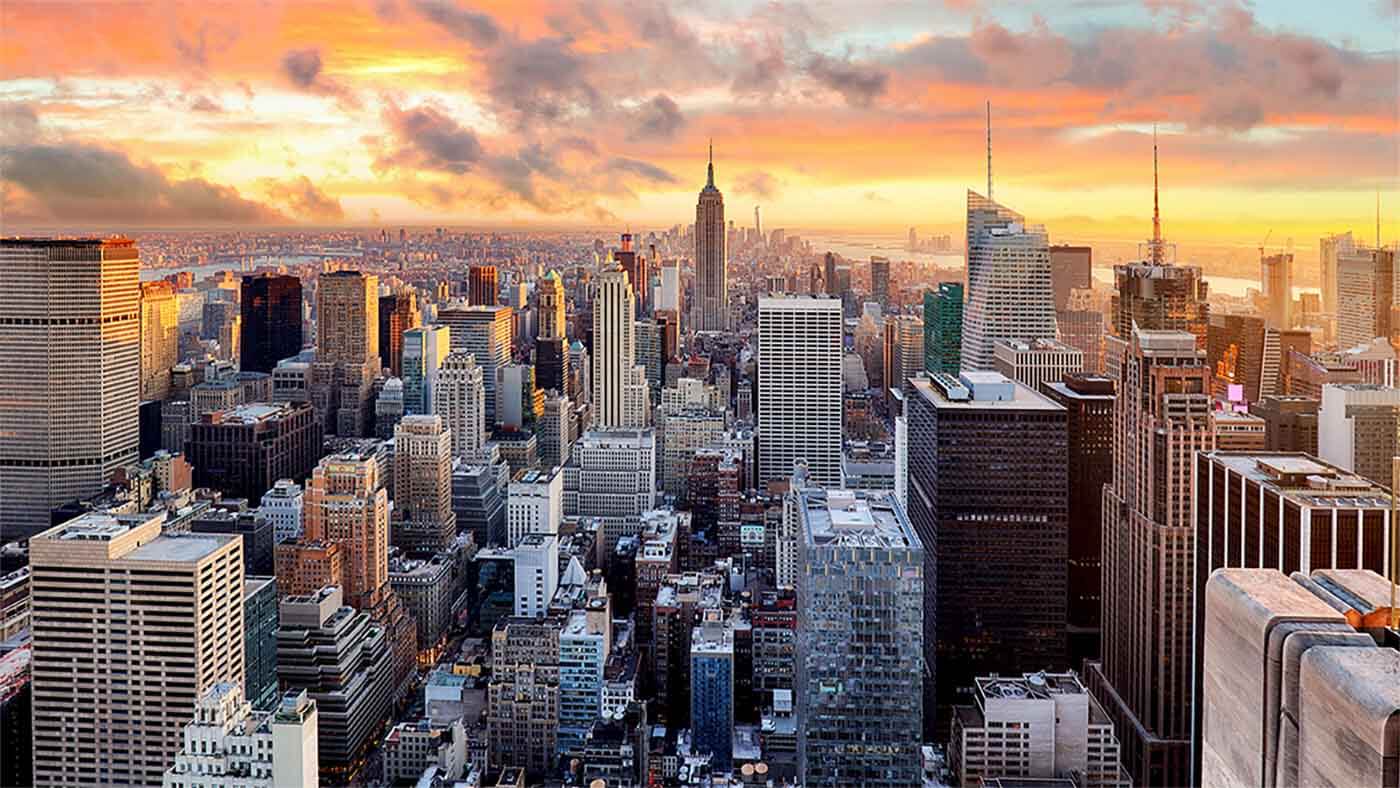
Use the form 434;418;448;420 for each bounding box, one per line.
2;0;1397;252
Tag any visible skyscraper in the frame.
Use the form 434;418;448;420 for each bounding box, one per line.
392;415;457;554
537;270;567;341
438;304;511;429
140;281;178;401
591;267;650;429
1317;383;1400;485
882;314;925;400
435;351;486;460
30;512;245;786
1049;244;1093;310
794;488;923;787
469;265;499;306
240;274;303;374
401;325;451;415
1087;329;1214;786
905;372;1068;734
186;401;322;503
923;282;963;374
562;428;657;549
993;338;1084;392
378;287;421;377
1318;230;1353;319
1259;253;1293;330
960;192;1056;370
757;296;844;489
1336;246;1396;350
693;143;728;331
314;271;379;437
869;255;890;306
0;237;140;538
690;616;735;769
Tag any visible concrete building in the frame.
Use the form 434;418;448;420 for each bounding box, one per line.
162;684;319;788
923;282;963;374
393;415;457;553
261;479;305;544
1200;568;1400;788
488;617;561;779
402;325;451;415
1088;329;1215;787
389;553;456;656
453;461;508;548
960;192;1057;370
313;270;379;437
757;296;844;488
512;533;559;618
187;401;322;503
437;304;512;429
559;600;612;752
375;377;405;439
1057;308;1106;374
1251;394;1319;455
562;429;657;550
507;467;564;547
30;513;245;787
435;351;487;461
1211;409;1267;451
240;274;303;375
1;238;141;538
949;672;1129;788
882;314;925;399
141;280;179;400
538;392;573;470
1318;231;1353;318
690;616;736;769
870;255;891;306
276;587;394;783
993;338;1084;392
1318;383;1400;486
1336;247;1395;350
1260;252;1293;329
591;266;650;429
693;145;728;332
659;409;728;498
1206;313;1268;404
794;488;923;787
906;372;1067;734
1050;244;1093;310
382;718;468;783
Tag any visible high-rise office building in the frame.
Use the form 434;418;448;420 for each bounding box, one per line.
559;599;612;752
905;372;1068;734
392;415;457;554
538;392;573;470
1057;308;1105;374
469;265;499;306
537;270;567;341
613;233;651;316
434;351;487;461
1206;313;1268;404
562;429;657;550
591;267;650;429
0;238;141;538
1039;373;1115;663
869;255;890;306
923;282;964;374
1251;394;1319;454
243;575;280;709
1087;329;1214;787
1318;231;1354;319
882;315;925;399
204;299;241;362
960;192;1056;370
30;512;245;787
378;288;421;378
690;617;735;769
512;533;559;618
993;338;1084;392
1336;247;1396;350
438;304;511;429
693;144;728;331
1259;253;1293;330
241;274;303;375
757;296;843;488
1318;383;1400;486
186;401;322;503
1049;244;1093;310
507;467;564;548
374;377;405;438
1111;262;1209;346
402;325;451;415
313;271;380;437
293;452;390;611
794;488;923;787
140;280;179;401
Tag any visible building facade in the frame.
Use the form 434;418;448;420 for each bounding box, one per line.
757;296;843;489
960;192;1056;371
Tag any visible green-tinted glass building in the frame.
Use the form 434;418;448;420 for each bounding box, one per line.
923;282;964;374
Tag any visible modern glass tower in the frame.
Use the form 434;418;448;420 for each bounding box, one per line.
923;281;964;374
959;192;1056;370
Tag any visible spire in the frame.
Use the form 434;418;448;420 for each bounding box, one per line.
985;101;993;201
1150;124;1164;264
706;138;714;188
1377;189;1382;249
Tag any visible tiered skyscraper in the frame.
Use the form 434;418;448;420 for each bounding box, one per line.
139;280;178;401
313;271;379;437
959;192;1056;370
591;266;649;429
535;270;570;395
438;304;511;429
693;143;728;332
434;351;486;460
0;238;141;538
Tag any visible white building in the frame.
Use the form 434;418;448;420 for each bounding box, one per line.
592;267;650;429
381;719;467;784
435;351;487;461
261;479;304;544
757;296;844;489
437;304;512;428
402;325;451;415
993;338;1084;392
163;685;320;788
513;533;559;618
562;429;658;550
1318;382;1400;483
656;262;681;313
960;192;1057;371
507;466;564;548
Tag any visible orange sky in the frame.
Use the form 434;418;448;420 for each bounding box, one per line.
1;0;1397;258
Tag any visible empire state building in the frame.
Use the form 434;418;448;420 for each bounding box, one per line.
693;143;728;331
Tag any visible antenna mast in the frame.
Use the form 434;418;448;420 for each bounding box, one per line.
1150;125;1164;264
986;101;993;201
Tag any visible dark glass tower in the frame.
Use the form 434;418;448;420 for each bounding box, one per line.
240;273;303;373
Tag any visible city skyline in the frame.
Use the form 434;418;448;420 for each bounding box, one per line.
2;2;1397;249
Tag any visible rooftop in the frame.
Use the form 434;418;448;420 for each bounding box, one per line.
797;488;919;550
126;531;239;563
1206;452;1390;509
911;373;1063;411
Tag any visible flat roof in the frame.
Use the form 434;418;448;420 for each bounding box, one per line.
126;532;238;563
798;488;920;550
1206;452;1390;509
909;374;1064;411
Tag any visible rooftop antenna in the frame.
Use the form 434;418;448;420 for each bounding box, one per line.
1151;124;1164;264
706;138;714;188
1377;189;1382;249
986;101;993;201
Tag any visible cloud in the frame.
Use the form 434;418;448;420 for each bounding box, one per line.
377;101;484;174
731;38;789;97
483;36;600;127
410;0;501;47
733;170;781;199
602;157;678;184
1;141;286;224
261;176;344;222
189;95;223;113
0;103;40;142
557;136;599;156
806;53;889;107
628;94;684;141
281;48;323;89
172;21;237;69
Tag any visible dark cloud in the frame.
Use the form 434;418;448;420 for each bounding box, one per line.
602;157;678;183
733;170;780;199
262;176;344;222
628;94;684;141
377;102;485;174
172;21;237;69
281;48;323;89
1198;95;1264;131
557;136;599;156
410;0;501;47
806;53;889;107
189;96;223;113
0;142;285;224
1;102;40;142
731;39;789;97
485;37;600;127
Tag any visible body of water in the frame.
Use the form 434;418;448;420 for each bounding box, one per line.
140;253;356;282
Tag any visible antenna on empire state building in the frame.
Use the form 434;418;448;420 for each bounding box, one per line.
1151;125;1164;264
707;138;715;188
